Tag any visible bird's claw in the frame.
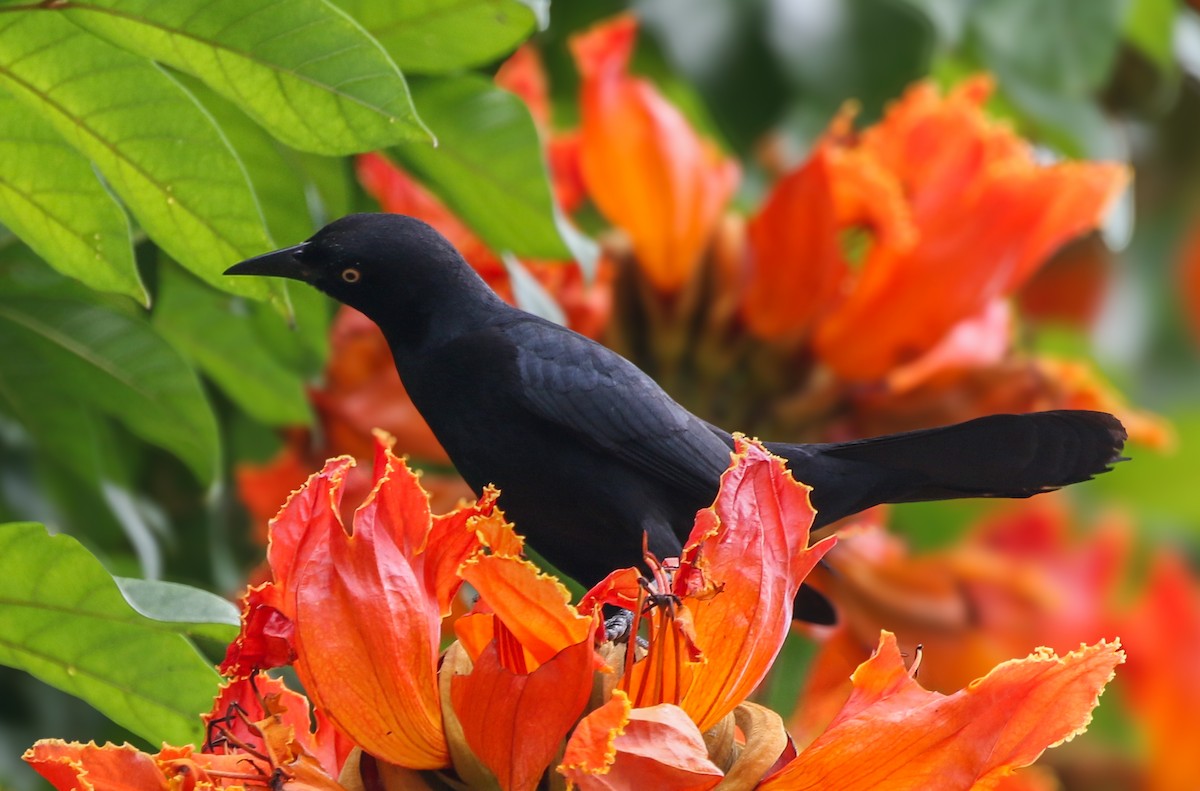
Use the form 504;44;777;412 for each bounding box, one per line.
603;609;635;643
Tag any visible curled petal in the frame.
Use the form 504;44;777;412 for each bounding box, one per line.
205;674;352;781
456;553;593;670
220;583;294;677
559;691;724;791
762;632;1124;790
24;742;169;791
675;438;835;731
267;456;357;597
571;14;739;292
579;566;643;618
23;740;344;791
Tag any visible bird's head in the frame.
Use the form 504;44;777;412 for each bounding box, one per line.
225;213;500;329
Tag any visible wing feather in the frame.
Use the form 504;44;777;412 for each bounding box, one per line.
504;319;730;500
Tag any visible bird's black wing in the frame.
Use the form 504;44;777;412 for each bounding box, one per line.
502;317;732;500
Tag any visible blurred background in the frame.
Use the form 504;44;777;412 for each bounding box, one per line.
2;1;1199;789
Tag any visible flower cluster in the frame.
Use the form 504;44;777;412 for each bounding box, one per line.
202;12;1181;789
27;435;1122;790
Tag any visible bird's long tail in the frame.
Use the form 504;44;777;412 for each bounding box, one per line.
767;410;1127;529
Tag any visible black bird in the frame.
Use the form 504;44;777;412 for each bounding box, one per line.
227;213;1126;620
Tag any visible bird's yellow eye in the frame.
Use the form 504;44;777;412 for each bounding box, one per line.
341;267;361;283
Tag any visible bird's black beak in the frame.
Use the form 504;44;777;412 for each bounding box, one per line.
224;243;312;282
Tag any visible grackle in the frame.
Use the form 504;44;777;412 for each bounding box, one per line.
227;214;1127;622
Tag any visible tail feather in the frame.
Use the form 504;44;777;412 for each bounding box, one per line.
768;410;1126;528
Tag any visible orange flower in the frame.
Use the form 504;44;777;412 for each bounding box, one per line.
807;78;1128;381
224;437;509;769
26;674;347;791
560;438;835;786
204;673;353;780
586;438;834;731
570;14;739;292
559;691;724;790
760;633;1123;790
793;499;1129;729
741;145;850;342
1117;553;1200;791
32;437;1128;791
446;554;596;790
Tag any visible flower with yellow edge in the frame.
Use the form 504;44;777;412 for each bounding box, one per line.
26;434;1126;791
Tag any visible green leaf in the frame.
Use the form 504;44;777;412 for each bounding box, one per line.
0;11;275;298
894;0;970;47
1001;83;1125;160
115;577;241;646
0;295;219;483
175;78;333;372
153;265;312;426
0;522;221;745
334;0;538;73
969;0;1126;98
0;89;143;304
59;0;432;154
1094;407;1200;530
1124;0;1179;73
178;75;315;248
768;0;933;123
388;75;570;260
0;370;104;486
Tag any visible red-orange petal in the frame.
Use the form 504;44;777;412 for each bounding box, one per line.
256;437;491;769
450;638;595;791
219;583;294;677
24;742;169;791
741;146;850;341
495;45;551;129
885;299;1013;393
267;455;356;599
448;553;596;790
1118;553;1200;791
813;78;1129;382
205;673;351;780
570;14;738;293
457;553;593;670
579;566;644;616
290;467;449;767
761;632;1124;790
673;438;835;732
559;691;724;791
